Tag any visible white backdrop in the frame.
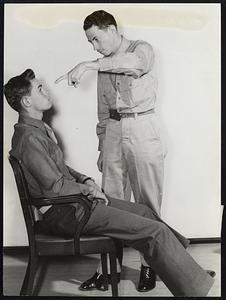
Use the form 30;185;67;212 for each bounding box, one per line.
4;4;221;246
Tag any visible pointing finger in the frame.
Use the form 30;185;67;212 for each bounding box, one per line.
55;74;67;84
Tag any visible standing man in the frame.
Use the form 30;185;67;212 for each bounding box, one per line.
56;10;165;292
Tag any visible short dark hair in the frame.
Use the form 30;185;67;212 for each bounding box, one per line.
83;10;117;31
4;69;35;112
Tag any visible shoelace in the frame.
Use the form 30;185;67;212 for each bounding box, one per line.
143;267;152;279
96;273;102;280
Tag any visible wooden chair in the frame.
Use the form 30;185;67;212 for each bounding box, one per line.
8;155;119;296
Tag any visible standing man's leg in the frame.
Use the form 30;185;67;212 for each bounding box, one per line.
127;114;164;216
102;119;129;201
101;115;164;291
124;175;132;202
124;114;165;290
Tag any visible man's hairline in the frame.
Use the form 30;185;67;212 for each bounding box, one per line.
84;24;117;32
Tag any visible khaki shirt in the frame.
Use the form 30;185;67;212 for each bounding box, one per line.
97;36;158;151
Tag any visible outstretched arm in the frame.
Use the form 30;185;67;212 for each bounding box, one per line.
55;42;154;87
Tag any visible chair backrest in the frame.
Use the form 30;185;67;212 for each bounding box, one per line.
8;155;36;246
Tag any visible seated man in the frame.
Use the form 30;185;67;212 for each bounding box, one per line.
4;69;215;297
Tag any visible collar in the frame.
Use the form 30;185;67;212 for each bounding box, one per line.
17;114;46;133
113;35;131;55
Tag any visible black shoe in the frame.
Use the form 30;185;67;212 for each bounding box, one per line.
79;272;106;291
79;272;120;291
137;265;156;292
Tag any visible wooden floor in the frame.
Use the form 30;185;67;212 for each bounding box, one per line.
3;243;221;297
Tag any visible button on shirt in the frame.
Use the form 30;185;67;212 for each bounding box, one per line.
96;36;158;151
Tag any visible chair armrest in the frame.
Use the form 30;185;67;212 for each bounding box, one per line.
30;193;92;210
32;194;92;253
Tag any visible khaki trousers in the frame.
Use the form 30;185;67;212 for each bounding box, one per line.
102;113;164;216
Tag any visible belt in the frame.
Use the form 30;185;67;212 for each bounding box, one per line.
109;109;154;121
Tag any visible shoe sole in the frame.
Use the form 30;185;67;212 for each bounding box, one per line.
137;284;156;292
79;286;108;291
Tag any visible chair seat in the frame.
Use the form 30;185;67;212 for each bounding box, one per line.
35;233;115;256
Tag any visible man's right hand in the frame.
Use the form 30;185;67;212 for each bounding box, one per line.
55;63;87;87
79;183;108;205
97;151;103;172
55;60;99;87
79;184;97;200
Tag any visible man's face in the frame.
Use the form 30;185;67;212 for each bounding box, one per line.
29;79;52;112
85;25;116;56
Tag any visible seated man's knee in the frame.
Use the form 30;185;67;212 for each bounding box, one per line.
155;222;171;240
137;203;155;219
137;203;150;216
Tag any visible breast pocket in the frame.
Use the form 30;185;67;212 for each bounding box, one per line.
118;75;156;106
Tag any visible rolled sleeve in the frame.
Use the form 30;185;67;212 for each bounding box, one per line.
98;57;113;71
67;165;88;183
98;41;154;77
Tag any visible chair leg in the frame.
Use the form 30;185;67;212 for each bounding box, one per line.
115;240;123;268
109;252;119;297
101;253;108;290
32;256;48;296
20;253;39;296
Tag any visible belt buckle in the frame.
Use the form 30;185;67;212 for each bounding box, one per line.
110;110;121;121
116;112;121;121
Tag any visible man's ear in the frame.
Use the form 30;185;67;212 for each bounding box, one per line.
108;24;117;34
21;95;32;109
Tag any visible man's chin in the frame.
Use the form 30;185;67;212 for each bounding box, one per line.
43;104;57;121
104;51;112;56
99;50;111;57
45;102;53;111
